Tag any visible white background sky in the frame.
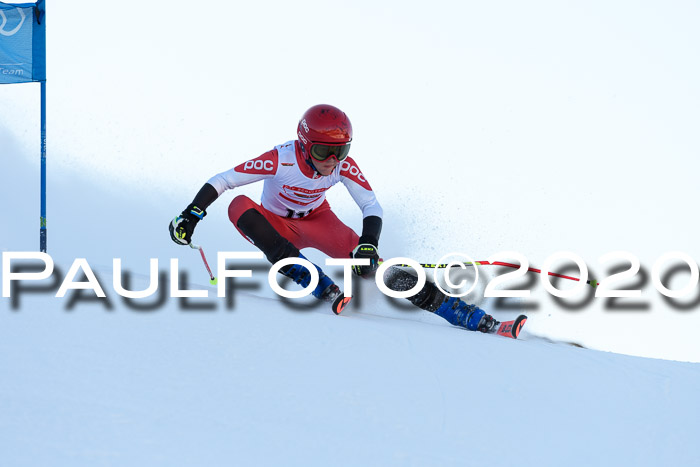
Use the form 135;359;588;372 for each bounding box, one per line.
2;0;700;361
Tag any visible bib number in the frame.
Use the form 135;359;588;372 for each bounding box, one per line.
285;208;313;219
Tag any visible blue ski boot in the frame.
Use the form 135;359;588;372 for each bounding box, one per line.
279;253;341;302
434;297;497;333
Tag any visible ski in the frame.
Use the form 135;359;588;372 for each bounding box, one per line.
491;315;527;339
330;292;352;315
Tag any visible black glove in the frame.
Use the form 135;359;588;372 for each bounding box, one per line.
351;243;380;276
169;204;206;245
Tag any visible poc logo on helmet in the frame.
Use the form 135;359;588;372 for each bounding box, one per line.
340;161;366;182
244;160;274;171
301;119;309;133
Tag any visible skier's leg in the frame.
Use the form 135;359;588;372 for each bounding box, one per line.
227;195;339;301
289;201;360;259
383;267;497;332
228;195;298;263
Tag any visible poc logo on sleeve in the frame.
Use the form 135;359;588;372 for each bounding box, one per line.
235;155;276;175
244;160;274;172
340;161;366;182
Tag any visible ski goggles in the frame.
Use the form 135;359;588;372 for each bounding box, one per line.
309;142;351;162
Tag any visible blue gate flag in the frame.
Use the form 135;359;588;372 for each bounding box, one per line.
0;0;45;84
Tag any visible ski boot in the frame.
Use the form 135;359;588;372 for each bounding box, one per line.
476;313;500;333
279;253;341;302
434;296;497;333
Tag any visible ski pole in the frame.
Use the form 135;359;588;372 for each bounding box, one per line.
190;243;218;285
380;260;599;287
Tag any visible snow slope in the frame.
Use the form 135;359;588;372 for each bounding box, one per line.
1;154;700;467
3;270;700;467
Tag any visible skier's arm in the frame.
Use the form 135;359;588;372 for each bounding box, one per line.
168;183;219;245
358;215;382;248
169;150;278;245
190;183;219;210
207;149;279;195
342;179;383;226
339;158;383;275
339;158;383;245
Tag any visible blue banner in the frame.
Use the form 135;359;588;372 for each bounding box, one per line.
0;0;45;84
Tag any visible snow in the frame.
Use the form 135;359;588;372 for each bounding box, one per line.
3;258;700;466
2;146;700;467
2;255;700;466
3;0;700;465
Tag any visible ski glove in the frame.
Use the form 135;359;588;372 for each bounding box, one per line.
169;204;206;245
351;243;380;276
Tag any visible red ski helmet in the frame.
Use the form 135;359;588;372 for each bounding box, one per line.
297;104;353;161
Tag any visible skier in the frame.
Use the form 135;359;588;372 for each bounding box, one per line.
169;104;498;332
